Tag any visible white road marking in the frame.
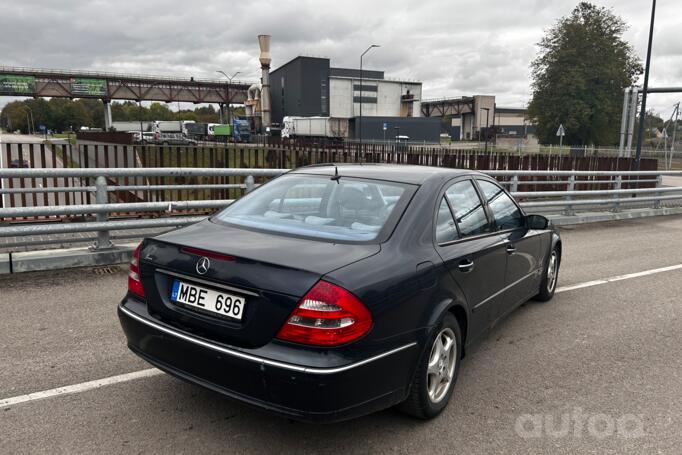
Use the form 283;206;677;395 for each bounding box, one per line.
2;263;682;409
556;263;682;294
0;368;163;409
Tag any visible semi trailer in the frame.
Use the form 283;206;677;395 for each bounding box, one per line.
281;116;349;139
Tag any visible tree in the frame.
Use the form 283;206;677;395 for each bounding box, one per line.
149;102;174;121
0;101;30;132
528;2;642;146
0;98;236;133
632;110;665;145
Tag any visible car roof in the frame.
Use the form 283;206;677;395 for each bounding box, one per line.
289;164;483;185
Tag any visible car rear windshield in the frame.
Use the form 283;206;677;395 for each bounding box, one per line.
212;173;414;242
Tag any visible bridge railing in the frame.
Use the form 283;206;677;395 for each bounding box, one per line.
1;168;682;250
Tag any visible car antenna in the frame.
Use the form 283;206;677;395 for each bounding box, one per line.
331;165;341;183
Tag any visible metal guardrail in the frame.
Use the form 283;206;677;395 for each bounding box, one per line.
0;168;285;250
1;168;682;250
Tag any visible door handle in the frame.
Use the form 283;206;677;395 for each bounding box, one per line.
506;244;517;254
458;259;474;272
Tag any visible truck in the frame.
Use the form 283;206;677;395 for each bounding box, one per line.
184;122;208;138
154;120;195;136
281;116;349;139
184;120;251;142
112;120;195;134
231;119;251;142
111;121;154;133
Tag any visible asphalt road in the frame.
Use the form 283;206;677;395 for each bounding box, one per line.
1;216;682;454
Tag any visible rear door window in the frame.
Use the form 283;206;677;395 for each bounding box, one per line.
435;197;458;244
445;180;492;237
477;179;524;230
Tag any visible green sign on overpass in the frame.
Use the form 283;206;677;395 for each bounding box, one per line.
71;78;107;96
0;66;252;104
0;75;35;94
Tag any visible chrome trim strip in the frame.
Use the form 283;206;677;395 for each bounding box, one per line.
119;304;417;375
473;270;539;310
155;268;259;297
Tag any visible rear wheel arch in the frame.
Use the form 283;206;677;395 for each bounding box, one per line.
447;304;468;358
554;238;562;260
425;299;468;358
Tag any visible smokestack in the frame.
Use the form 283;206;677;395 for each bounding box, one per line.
258;34;272;129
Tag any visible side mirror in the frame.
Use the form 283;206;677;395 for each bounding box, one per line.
527;214;550;230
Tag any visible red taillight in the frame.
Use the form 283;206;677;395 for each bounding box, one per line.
127;243;145;298
276;281;372;346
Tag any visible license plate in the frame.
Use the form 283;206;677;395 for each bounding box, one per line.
170;279;246;320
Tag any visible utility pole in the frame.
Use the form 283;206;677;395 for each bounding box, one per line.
359;44;380;146
634;0;657;171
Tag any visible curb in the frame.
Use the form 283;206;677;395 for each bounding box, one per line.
0;253;9;274
1;242;138;274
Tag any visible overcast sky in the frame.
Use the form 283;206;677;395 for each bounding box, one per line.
1;0;680;117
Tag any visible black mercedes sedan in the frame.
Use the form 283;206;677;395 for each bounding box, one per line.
118;164;561;422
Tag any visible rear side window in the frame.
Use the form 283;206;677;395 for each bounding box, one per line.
445;180;492;237
477;180;524;230
435;197;458;243
213;174;413;242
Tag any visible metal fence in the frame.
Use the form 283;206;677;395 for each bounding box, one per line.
1;167;682;250
0;141;660;212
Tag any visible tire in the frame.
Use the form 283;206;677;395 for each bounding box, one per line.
535;246;560;302
397;313;461;419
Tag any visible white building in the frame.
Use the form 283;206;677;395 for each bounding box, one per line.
270;56;422;124
328;74;422;119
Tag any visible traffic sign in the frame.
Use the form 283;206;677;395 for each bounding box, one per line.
556;124;565;148
38;124;46;132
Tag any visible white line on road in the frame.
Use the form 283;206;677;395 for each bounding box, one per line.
0;368;163;409
556;263;682;294
2;262;682;410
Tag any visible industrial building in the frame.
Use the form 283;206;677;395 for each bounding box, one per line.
269;56;432;140
421;95;534;141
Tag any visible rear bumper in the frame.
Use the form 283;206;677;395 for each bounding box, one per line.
118;298;419;422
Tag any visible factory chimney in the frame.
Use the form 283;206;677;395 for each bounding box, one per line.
258;34;271;130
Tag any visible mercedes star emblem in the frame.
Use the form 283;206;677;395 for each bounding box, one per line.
196;256;211;275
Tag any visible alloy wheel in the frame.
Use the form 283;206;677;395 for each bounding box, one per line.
426;327;457;403
547;251;558;293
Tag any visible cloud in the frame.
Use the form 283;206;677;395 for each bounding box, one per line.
0;0;680;115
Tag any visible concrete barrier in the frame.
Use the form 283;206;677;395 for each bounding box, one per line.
4;243;137;274
0;253;10;274
2;210;682;275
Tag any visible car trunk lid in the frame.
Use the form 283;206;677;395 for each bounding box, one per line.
138;220;379;348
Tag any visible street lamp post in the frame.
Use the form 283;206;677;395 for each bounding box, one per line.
634;0;656;171
22;105;34;135
359;44;380;146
